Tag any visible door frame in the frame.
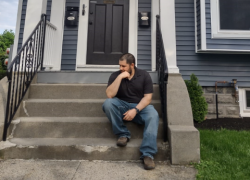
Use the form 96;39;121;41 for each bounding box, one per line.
76;0;138;71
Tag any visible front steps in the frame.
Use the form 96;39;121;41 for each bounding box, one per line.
1;84;169;161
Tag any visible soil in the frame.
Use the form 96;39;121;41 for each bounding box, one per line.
194;118;250;131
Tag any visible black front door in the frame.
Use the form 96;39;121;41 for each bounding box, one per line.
86;0;129;65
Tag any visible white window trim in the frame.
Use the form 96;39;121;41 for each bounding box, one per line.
211;0;250;39
76;0;138;71
239;88;250;117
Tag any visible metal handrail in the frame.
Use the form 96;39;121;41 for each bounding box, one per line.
2;14;47;141
156;15;169;142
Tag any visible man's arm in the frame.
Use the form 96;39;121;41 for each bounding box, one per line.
123;93;152;121
106;72;130;98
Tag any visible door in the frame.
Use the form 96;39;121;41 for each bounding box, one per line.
86;0;129;65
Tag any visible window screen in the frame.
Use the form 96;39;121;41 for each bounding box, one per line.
219;0;250;30
247;91;250;108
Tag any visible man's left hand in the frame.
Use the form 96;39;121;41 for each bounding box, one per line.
123;109;137;121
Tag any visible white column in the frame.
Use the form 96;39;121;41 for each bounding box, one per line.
22;0;47;44
49;0;66;71
159;0;179;73
12;0;23;58
151;0;160;71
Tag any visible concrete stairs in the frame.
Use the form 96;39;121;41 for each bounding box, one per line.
1;84;169;161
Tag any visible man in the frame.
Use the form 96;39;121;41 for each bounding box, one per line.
102;53;159;170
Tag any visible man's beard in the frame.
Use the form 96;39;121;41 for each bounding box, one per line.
121;66;132;75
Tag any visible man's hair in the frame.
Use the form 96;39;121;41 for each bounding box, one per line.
119;53;136;65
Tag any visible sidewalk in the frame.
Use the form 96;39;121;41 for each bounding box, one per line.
0;159;197;180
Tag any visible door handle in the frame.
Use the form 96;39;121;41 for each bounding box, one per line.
89;21;93;25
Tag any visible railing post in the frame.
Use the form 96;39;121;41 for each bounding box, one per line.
2;69;13;141
40;14;47;71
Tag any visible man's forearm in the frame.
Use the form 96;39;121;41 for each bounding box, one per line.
136;95;152;111
106;76;122;98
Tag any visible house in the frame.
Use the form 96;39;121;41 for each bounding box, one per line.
2;0;249;165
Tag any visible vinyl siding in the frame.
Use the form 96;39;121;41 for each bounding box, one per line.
46;0;52;21
196;0;201;50
61;0;80;70
137;0;151;71
17;0;28;52
205;0;250;51
175;0;250;87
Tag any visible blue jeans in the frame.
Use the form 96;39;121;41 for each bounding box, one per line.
102;97;159;159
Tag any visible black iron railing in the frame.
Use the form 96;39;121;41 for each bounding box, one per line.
2;14;47;141
156;15;169;142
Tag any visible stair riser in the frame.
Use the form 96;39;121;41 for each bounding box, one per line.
12;122;165;139
0;145;169;161
29;85;160;100
19;102;162;117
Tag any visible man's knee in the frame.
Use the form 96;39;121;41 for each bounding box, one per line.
102;98;118;112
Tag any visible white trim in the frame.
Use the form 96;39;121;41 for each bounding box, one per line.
151;0;159;71
197;49;250;54
12;0;23;59
194;0;198;53
239;88;250;117
49;0;66;71
128;0;138;66
211;0;250;39
200;0;206;50
160;0;179;74
76;0;138;70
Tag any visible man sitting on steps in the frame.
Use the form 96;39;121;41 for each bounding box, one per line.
102;53;159;170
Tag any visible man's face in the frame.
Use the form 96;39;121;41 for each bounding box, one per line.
119;60;133;74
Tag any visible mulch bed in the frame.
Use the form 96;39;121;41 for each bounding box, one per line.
194;118;250;131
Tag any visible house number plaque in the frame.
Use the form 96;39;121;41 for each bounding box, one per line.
104;0;115;3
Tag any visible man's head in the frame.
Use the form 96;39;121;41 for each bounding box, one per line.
119;53;136;74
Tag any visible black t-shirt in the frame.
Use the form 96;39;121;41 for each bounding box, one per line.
107;67;153;103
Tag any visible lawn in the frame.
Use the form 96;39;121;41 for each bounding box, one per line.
195;129;250;180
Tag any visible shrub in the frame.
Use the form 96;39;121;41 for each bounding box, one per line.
185;74;208;123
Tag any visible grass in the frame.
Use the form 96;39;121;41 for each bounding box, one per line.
0;70;6;80
195;129;250;180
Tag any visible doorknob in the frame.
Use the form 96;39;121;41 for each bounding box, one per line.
89;21;93;25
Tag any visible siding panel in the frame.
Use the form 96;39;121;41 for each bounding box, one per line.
46;0;52;21
137;0;151;71
175;0;250;87
61;0;80;71
17;0;28;52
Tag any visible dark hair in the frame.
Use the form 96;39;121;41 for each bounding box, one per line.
119;53;136;65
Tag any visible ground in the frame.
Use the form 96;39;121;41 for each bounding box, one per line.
194;118;250;130
0;160;197;180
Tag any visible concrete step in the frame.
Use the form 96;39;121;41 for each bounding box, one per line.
29;84;160;100
19;99;162;117
1;138;170;161
10;117;165;139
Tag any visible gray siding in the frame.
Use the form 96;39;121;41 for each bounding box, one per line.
205;0;250;50
17;0;28;52
61;0;79;70
175;0;250;87
137;0;151;71
46;0;52;21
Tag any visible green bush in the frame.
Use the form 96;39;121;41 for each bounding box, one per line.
0;70;6;80
185;74;208;123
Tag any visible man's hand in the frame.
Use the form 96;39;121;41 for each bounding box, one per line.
123;109;137;121
119;71;130;79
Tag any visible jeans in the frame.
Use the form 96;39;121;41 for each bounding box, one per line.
102;97;159;159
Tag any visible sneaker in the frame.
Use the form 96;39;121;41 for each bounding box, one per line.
117;137;128;147
143;156;155;170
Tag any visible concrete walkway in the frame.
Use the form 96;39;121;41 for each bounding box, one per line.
0;160;197;180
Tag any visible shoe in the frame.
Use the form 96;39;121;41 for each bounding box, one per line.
117;137;128;147
143;156;155;170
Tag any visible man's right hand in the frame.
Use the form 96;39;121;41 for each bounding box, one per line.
119;71;130;79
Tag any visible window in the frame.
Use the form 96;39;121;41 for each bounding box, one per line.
246;91;250;108
211;0;250;39
239;89;250;117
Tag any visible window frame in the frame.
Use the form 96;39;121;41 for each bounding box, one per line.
210;0;250;39
239;88;250;117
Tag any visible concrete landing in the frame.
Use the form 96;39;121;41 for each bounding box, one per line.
0;159;197;180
